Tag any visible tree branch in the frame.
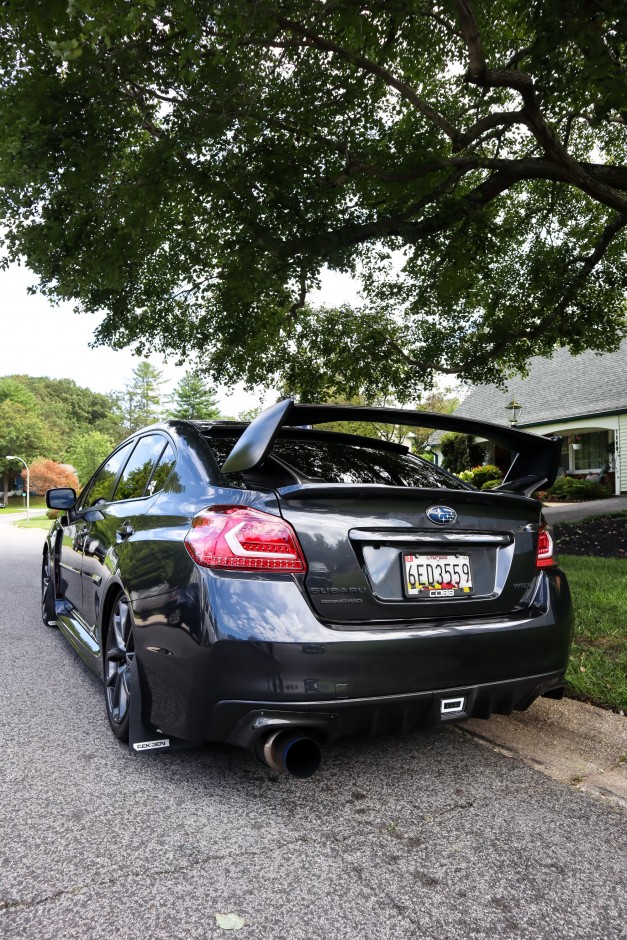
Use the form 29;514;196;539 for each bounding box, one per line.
459;109;525;147
288;271;308;319
471;213;627;368
275;15;462;145
452;0;627;215
453;0;486;79
370;327;459;375
292;170;514;256
520;213;627;341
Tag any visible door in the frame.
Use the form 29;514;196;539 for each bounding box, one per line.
60;440;136;627
81;435;171;632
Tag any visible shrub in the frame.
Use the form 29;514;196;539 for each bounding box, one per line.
440;433;486;474
469;464;503;489
546;476;612;501
456;464;503;488
481;479;502;491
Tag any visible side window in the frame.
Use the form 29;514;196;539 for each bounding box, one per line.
146;442;176;496
113;435;167;501
81;441;135;508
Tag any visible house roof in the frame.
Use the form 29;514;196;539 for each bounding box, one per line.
451;341;627;430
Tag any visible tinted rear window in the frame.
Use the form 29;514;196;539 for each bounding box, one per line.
209;435;466;490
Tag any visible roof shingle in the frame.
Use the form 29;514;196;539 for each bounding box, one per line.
453;341;627;428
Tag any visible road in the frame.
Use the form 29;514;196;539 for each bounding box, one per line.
1;520;626;940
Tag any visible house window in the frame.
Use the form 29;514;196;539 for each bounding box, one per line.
559;437;570;471
574;431;608;471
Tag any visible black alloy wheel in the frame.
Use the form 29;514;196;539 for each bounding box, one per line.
105;594;135;741
41;551;57;627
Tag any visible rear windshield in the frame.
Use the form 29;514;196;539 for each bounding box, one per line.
208;435;467;490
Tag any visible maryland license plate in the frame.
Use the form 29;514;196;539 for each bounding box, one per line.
403;553;473;598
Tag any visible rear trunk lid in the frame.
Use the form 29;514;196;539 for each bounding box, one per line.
277;484;543;625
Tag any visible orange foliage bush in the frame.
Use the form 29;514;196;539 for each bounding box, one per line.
22;459;78;495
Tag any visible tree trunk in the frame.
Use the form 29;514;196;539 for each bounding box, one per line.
2;470;9;508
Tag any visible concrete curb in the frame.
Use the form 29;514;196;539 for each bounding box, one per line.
460;696;627;810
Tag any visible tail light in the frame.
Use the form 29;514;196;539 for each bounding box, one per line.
185;506;307;572
536;524;557;568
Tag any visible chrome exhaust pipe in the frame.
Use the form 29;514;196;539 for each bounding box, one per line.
259;730;322;779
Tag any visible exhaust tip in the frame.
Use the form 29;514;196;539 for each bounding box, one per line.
261;730;322;779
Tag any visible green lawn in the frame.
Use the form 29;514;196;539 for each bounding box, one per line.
0;496;46;513
13;517;52;530
560;555;627;713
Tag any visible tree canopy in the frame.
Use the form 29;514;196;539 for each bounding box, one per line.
1;1;626;399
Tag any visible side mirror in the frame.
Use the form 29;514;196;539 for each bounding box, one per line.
46;487;77;510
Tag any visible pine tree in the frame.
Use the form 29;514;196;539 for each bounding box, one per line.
168;372;221;421
123;361;165;431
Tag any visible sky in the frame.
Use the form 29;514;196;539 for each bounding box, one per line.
0;260;361;415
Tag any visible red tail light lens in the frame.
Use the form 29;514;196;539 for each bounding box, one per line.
185;506;307;572
536;524;557;568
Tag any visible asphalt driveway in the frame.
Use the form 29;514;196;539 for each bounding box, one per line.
543;494;627;523
1;520;626;940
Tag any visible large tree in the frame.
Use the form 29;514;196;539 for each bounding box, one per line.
0;401;53;505
1;1;626;399
168;371;221;420
66;430;115;484
116;360;165;431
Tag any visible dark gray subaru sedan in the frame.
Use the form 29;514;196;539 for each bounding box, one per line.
42;400;572;777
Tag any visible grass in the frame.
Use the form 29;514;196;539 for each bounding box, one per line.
560;554;627;713
0;495;46;513
13;517;52;530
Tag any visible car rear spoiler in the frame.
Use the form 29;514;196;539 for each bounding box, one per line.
220;399;562;495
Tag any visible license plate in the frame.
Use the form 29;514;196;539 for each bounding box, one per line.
403;553;473;598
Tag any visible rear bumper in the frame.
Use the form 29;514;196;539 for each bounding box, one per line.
134;567;573;742
212;671;566;747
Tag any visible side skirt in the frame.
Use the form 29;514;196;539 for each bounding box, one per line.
56;600;102;679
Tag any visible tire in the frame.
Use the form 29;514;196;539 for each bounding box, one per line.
41;550;57;628
104;593;135;741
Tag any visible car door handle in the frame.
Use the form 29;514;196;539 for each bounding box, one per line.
116;523;134;541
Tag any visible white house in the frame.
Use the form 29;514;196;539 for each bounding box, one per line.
438;341;627;495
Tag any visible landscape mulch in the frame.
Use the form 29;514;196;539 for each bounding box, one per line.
553;513;627;559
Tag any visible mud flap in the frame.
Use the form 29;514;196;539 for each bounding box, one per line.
128;657;197;755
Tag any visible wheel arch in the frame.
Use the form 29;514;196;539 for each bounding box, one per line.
100;581;125;660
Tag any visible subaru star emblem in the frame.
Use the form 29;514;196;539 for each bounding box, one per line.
426;505;457;526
